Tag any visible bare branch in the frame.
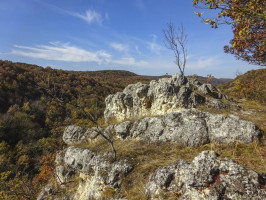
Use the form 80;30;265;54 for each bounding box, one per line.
35;80;117;161
163;22;188;76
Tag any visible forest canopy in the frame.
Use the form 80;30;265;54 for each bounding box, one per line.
0;60;151;199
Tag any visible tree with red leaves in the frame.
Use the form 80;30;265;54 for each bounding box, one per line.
193;0;265;66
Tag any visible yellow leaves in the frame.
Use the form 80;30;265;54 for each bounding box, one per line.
0;171;32;200
194;11;204;17
205;18;210;24
231;69;266;104
238;27;251;38
218;11;225;18
71;110;79;119
210;20;217;28
22;102;30;112
16;155;30;167
0;171;12;181
192;0;199;6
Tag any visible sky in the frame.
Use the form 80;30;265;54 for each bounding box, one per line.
0;0;261;78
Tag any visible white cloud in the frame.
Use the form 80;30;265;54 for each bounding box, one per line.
135;45;141;54
148;34;162;55
110;42;128;52
70;9;104;25
186;57;221;69
11;43;111;63
11;42;149;67
112;57;148;67
36;1;105;25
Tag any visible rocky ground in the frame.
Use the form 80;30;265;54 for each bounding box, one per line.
38;74;265;200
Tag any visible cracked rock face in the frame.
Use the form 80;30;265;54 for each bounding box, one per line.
104;74;229;123
62;125;87;145
62;125;105;145
146;151;266;200
63;108;261;147
55;146;133;200
114;109;261;146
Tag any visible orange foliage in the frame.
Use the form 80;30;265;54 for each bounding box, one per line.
193;0;266;66
32;153;56;189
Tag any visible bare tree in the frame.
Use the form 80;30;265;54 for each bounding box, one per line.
163;22;188;77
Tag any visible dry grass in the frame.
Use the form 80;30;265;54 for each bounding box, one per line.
77;136;265;199
198;99;266;133
237;100;266;132
73;96;266;199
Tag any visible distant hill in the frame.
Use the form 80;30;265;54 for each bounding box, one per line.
142;74;232;85
196;76;232;85
0;60;151;113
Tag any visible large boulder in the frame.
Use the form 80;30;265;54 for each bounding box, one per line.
146;151;266;199
113;109;262;146
104;74;229;123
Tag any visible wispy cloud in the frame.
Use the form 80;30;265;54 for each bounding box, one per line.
12;42;111;63
70;9;104;25
187;57;222;69
110;42;128;52
112;57;148;67
36;1;105;25
11;42;148;67
148;34;162;55
135;45;141;54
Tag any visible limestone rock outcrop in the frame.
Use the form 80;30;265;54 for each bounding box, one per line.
55;146;132;200
62;125;105;145
146;150;266;200
62;125;87;145
104;74;229;123
38;74;265;200
62;109;262;147
116;109;261;145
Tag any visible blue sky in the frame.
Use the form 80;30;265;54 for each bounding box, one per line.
0;0;260;78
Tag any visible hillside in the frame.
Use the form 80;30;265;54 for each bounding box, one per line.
142;74;232;86
0;60;152;199
218;68;266;105
0;60;265;199
38;72;265;200
0;60;153;112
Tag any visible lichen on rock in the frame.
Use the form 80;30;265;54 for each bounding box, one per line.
113;109;262;146
146;150;266;200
